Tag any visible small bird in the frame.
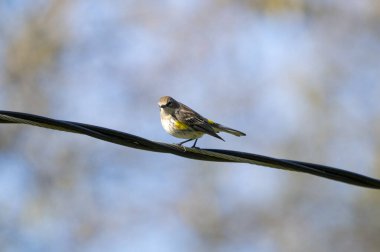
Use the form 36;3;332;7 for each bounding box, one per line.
158;96;246;148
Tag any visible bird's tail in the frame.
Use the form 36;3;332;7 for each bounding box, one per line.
211;122;246;137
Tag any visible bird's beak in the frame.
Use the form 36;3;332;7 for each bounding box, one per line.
158;104;166;108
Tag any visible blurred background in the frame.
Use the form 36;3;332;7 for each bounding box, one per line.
1;0;380;251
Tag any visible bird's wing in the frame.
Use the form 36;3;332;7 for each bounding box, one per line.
175;104;224;141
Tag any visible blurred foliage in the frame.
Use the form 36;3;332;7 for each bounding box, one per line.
0;0;380;251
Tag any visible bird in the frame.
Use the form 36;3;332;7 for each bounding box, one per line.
158;96;246;148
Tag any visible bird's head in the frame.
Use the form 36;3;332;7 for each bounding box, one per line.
158;96;180;113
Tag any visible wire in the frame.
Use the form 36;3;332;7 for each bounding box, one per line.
0;110;379;189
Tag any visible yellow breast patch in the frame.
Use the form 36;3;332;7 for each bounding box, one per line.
174;120;189;130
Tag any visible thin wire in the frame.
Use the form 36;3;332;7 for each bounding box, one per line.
0;110;379;189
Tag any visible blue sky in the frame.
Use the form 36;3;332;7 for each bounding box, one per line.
1;1;380;251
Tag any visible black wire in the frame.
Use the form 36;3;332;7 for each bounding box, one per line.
0;110;379;189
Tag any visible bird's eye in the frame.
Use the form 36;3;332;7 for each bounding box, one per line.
167;101;172;107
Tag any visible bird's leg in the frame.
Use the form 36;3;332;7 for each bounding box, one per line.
191;139;199;148
177;139;200;149
178;139;194;146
